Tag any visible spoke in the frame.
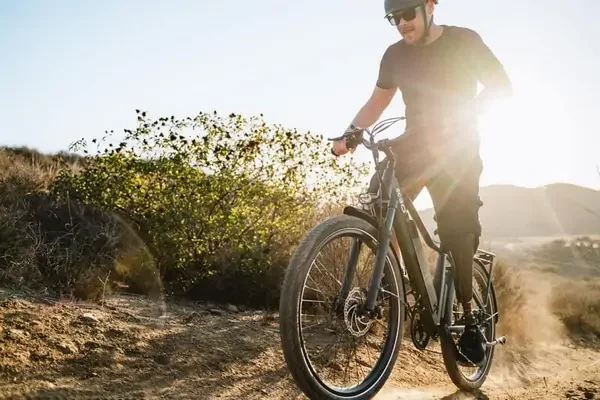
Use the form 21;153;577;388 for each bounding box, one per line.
485;311;498;321
304;284;325;296
365;334;375;368
314;255;342;287
343;340;351;385
357;253;374;286
302;321;326;331
380;288;399;299
329;327;343;374
306;274;331;306
373;318;388;331
354;344;362;385
473;290;485;311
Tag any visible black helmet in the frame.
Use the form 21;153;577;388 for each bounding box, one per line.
384;0;426;17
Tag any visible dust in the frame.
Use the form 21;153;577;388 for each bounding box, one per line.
488;259;578;388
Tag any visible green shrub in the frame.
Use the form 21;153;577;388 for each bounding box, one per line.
50;110;368;306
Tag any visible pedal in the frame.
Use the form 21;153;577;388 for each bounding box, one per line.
485;336;507;348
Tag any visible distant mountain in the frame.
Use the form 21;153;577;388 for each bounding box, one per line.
418;183;600;240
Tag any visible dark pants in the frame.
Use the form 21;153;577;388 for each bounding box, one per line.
367;129;483;304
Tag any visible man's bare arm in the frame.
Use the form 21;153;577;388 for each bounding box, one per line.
468;30;513;115
348;86;397;129
331;86;397;156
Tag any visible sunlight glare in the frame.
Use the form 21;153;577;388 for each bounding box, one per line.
478;81;573;188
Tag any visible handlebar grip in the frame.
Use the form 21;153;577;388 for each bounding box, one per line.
345;130;364;150
328;130;364;155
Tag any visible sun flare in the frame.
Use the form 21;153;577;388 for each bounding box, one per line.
478;81;572;188
354;78;573;211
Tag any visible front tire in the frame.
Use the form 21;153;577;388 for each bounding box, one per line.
279;215;405;399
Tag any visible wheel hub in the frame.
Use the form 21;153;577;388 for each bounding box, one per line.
344;287;374;337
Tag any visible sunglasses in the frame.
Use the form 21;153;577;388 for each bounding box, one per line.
385;6;419;26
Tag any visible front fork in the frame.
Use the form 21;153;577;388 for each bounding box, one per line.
337;195;400;317
338;150;399;318
365;195;398;314
337;238;362;313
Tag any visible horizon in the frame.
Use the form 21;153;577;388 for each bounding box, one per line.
1;1;599;210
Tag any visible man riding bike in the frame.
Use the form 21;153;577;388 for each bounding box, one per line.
331;0;512;366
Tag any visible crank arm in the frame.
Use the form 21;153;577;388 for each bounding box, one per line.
485;336;507;348
445;325;507;347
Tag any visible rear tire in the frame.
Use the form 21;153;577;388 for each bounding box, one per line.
279;215;405;399
439;260;497;391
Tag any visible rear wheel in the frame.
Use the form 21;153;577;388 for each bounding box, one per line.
439;260;497;391
279;215;405;399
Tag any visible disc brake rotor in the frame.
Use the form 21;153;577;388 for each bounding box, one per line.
344;287;373;337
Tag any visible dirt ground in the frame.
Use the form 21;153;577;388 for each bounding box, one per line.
0;283;598;400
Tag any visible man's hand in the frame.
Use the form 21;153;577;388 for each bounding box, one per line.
331;138;350;156
330;125;364;157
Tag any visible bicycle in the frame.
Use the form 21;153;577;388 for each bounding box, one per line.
278;117;506;399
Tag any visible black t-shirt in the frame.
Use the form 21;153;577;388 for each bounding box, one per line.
377;25;508;139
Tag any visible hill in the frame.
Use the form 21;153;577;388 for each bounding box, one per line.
419;183;600;240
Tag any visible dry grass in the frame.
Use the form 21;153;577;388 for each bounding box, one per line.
0;147;84;197
492;259;532;343
0;147;161;303
551;278;600;339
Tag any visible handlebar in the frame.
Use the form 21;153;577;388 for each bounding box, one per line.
329;116;406;153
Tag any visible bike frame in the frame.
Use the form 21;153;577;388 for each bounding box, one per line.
337;118;496;334
364;142;447;330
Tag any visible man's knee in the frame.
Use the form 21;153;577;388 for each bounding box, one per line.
436;208;482;253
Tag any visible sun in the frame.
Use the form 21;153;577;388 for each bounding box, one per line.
477;80;571;188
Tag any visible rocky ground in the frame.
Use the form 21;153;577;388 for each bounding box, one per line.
0;286;598;400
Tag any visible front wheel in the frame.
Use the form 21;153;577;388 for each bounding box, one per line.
279;215;405;399
439;260;498;391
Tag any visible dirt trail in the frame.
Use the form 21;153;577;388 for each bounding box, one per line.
0;287;598;400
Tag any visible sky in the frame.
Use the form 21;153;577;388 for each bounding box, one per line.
1;0;599;210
